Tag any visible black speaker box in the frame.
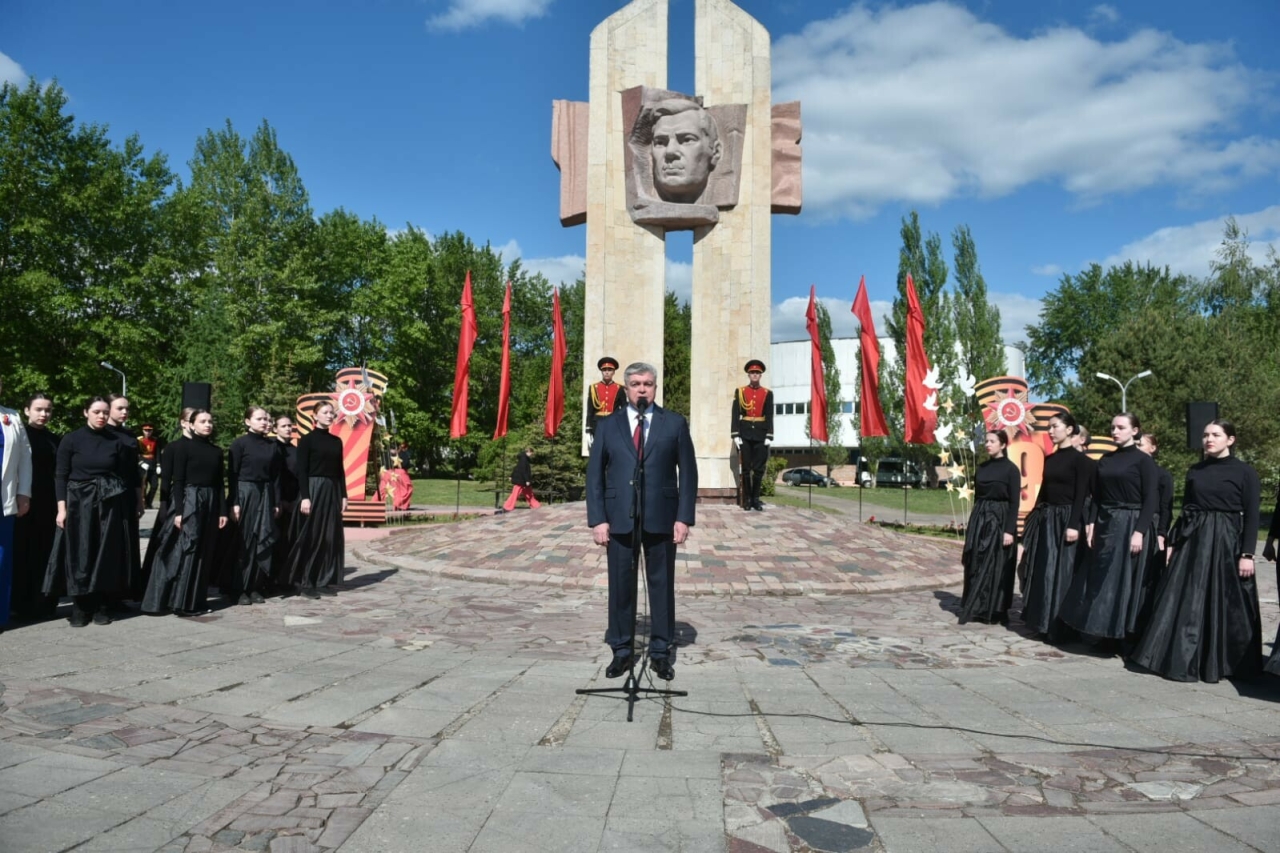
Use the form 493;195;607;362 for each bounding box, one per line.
182;382;212;412
1186;402;1219;450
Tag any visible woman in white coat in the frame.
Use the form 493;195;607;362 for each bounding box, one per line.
0;378;34;632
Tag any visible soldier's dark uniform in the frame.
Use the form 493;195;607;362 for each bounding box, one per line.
731;359;774;511
585;356;626;439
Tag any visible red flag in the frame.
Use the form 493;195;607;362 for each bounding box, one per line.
449;270;478;439
544;288;568;437
805;285;829;443
903;274;937;444
851;275;889;438
493;281;512;440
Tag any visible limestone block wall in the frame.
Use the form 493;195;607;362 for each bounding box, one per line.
582;0;670;452
690;0;773;490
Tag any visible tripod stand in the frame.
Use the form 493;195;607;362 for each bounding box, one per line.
577;402;687;722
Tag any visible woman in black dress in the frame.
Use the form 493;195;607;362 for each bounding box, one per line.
1135;431;1175;634
142;408;193;590
43;397;134;627
12;394;60;622
270;415;300;594
142;410;227;616
1130;420;1263;682
959;430;1022;625
227;406;282;605
1263;481;1280;676
106;394;144;602
1018;413;1090;639
1061;413;1158;645
284;402;347;599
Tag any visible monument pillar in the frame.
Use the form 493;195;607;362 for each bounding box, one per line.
690;0;774;494
584;0;668;449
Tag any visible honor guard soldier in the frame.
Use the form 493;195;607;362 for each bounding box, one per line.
731;359;774;511
138;424;163;509
586;357;626;445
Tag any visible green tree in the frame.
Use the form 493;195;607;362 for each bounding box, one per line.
805;301;845;473
951;224;1005;407
662;291;692;418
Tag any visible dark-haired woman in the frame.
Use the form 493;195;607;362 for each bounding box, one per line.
1135;432;1175;634
44;397;134;627
959;430;1022;625
1019;413;1091;639
270;416;299;594
283;402;347;598
1130;420;1263;682
1061;413;1158;644
106;394;144;603
227;406;282;605
142;410;227;616
12;394;60;621
141;409;193;591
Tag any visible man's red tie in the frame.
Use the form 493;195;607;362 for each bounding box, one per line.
633;417;643;453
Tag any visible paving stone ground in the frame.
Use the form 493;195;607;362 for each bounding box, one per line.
1;503;1278;852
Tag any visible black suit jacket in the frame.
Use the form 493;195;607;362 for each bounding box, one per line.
586;404;697;537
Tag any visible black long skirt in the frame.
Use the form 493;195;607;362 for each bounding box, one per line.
284;477;344;589
141;495;176;583
142;485;221;613
1129;518;1168;638
959;499;1016;624
1018;504;1081;636
125;488;144;598
230;481;276;594
12;494;59;619
270;500;299;590
43;478;132;597
1060;505;1150;639
1129;510;1263;682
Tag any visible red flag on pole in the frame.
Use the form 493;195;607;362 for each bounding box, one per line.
449;270;478;440
493;281;512;440
805;285;829;443
851;275;889;438
544;288;568;437
903;274;937;444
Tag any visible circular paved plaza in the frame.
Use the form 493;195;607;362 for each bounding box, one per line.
0;504;1277;853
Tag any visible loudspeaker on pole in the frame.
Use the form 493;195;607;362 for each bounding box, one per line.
1185;402;1219;451
182;382;213;412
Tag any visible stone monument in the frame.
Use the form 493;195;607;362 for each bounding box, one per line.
552;0;801;498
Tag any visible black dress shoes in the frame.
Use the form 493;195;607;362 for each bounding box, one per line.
753;502;765;511
606;653;633;679
650;658;675;681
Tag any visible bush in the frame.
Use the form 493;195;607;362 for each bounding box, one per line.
763;456;788;497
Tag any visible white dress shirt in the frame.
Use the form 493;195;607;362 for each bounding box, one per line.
626;406;652;447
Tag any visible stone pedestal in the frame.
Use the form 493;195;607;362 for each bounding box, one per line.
581;0;669;453
689;0;774;493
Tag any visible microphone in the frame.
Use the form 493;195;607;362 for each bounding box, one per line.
634;397;649;415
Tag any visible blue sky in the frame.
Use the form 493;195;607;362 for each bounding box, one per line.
5;0;1279;344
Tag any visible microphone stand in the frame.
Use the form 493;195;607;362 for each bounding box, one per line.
577;398;687;721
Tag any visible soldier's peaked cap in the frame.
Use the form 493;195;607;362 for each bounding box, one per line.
598;357;619;370
744;359;766;373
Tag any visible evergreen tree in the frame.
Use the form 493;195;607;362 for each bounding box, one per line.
805;301;845;472
662;291;692;418
951;224;1005;411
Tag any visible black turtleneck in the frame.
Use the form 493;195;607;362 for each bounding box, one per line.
1183;455;1261;553
1093;443;1157;525
1035;445;1091;531
171;435;225;513
276;439;299;503
55;426;130;501
228;432;283;502
975;456;1022;536
109;424;141;488
25;426;60;506
295;428;344;500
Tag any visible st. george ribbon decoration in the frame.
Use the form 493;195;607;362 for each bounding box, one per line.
295;367;390;525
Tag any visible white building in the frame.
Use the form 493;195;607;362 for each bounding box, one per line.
766;337;1026;453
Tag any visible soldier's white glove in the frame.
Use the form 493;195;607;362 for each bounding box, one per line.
763;439;772;447
586;433;594;449
733;437;742;449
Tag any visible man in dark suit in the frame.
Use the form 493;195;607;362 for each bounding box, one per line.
587;361;698;681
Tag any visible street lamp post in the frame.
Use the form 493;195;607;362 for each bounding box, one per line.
100;361;126;397
1095;370;1152;411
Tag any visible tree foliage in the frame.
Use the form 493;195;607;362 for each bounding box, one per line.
951;224;1005;412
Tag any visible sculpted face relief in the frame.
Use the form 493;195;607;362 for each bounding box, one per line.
650;105;721;204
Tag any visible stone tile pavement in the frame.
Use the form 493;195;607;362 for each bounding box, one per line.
0;504;1277;852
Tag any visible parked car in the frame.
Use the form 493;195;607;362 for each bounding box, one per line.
781;467;836;487
874;458;923;488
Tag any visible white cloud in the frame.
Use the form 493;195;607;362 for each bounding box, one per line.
1101;206;1280;279
666;260;692;305
1;51;28;87
773;2;1280;218
1090;5;1120;25
771;295;892;343
427;0;552;31
989;292;1045;344
1031;264;1063;277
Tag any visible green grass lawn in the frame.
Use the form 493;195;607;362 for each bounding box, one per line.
411;478;503;507
765;491;843;514
778;482;967;517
